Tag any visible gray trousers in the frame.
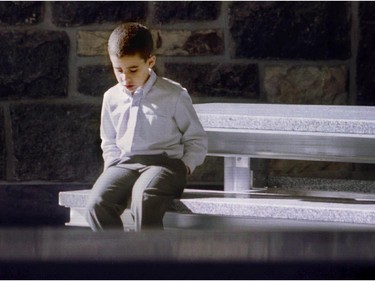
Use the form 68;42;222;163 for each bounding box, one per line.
85;154;187;232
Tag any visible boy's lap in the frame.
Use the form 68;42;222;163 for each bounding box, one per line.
91;160;186;199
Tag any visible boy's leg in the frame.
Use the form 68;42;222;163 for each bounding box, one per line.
131;159;187;231
85;165;139;231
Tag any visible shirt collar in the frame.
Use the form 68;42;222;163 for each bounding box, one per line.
142;69;157;96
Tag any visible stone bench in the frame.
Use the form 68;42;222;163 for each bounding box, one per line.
194;103;375;191
59;103;375;229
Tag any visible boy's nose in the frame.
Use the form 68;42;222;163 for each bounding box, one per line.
119;73;129;85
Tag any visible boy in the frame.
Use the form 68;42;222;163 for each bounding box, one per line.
85;22;208;232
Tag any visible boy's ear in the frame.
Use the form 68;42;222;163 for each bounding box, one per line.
148;55;156;68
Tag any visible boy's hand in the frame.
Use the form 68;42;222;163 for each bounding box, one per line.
186;165;191;175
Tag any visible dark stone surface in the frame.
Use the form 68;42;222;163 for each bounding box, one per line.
10;103;102;182
0;31;69;100
1;259;374;280
51;1;146;27
0;229;375;279
78;65;116;97
0;108;5;180
0;1;43;25
230;2;351;60
164;63;259;99
357;2;375;106
353;163;375;181
183;31;224;56
153;1;220;23
0;184;90;226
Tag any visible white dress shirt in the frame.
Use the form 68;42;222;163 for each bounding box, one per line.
100;70;208;173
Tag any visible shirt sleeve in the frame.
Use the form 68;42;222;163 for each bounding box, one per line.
100;94;121;170
174;90;208;173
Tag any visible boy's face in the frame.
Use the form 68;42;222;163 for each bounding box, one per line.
110;53;156;94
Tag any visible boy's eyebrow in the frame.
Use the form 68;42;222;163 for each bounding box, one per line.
112;64;139;69
113;65;138;69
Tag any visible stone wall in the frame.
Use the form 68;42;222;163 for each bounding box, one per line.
0;1;374;224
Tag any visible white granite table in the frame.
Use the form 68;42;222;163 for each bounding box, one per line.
194;103;375;191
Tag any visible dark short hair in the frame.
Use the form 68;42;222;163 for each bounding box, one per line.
108;22;153;60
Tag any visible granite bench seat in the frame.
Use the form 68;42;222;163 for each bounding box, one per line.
59;188;375;230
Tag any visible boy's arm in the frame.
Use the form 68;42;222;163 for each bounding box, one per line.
100;97;121;170
174;91;208;174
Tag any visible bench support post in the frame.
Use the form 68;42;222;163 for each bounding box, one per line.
224;157;253;191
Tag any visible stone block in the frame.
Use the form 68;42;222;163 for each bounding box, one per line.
0;31;69;100
357;2;375;106
0;108;4;180
77;31;111;57
153;30;224;56
164;63;259;99
51;2;146;27
10;103;102;182
230;2;351;59
78;65;116;97
264;65;348;104
0;1;42;25
153;2;220;23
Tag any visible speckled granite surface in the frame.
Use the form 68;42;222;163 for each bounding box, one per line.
59;188;375;226
59;189;90;208
194;103;375;135
174;197;375;225
268;176;375;193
